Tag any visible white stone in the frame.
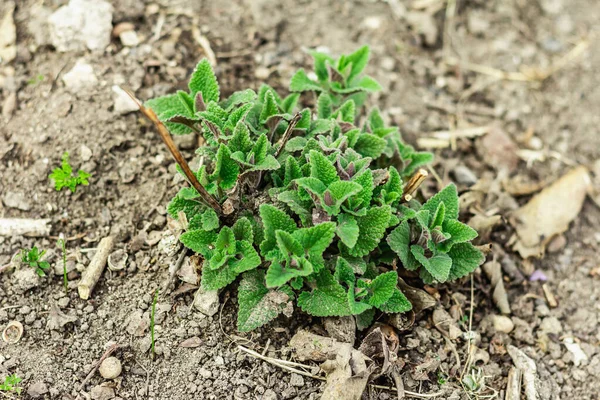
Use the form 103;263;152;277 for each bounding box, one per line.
48;0;113;52
194;288;220;317
112;85;139;114
492;315;514;333
80;145;92;161
99;357;122;379
62;59;98;93
119;30;139;47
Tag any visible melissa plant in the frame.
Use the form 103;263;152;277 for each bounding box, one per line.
49;152;91;192
19;246;51;277
140;46;484;332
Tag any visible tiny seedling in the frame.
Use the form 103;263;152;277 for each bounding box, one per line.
0;374;23;395
26;74;44;85
150;288;159;359
136;46;485;333
49;152;91;192
58;237;68;294
20;246;50;277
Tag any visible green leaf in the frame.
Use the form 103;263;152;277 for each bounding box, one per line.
309;150;338;186
403;151;434;177
335;99;355;123
237;270;294;332
201;209;220;231
350;169;373;210
265;256;313;288
260;90;280;124
411;246;452;282
281;93;300;114
284;157;303;186
232;217;254;243
297;269;351;316
145;94;195;135
378;289;412;313
354;133;387;158
368;107;385;130
422;184;459;221
202;240;261;291
334;256;355;285
189;59;220;104
356;308;376;330
210;144;239;190
222;89;257;110
289;69;323;92
431;202;445;229
260;204;297;255
292;222;336;256
350;75;382;92
216;226;236;254
296;177;327;197
276;230;304;258
447;243;484;281
180;229;218;258
348;281;373;314
347;205;391;257
308;50;334;82
317;93;333;119
336;214;359;248
278;190;311;220
285;137;308;153
366;271;397;307
387;220;420;271
167;189;204;220
229;121;253;153
442;219;478;244
49;152;92;193
341;45;370;82
252;134;270;164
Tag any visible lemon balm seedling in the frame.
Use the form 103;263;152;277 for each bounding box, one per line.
49;152;91;192
0;374;22;395
20;246;51;277
134;46;485;332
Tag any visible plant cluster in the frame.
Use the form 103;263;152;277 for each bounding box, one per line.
0;374;22;395
19;246;51;277
144;46;484;332
49;151;91;192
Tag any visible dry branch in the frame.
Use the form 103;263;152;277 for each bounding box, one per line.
78;236;114;300
0;218;51;237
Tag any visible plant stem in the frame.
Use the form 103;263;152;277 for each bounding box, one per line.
59;238;67;295
151;288;159;360
402;169;429;202
121;87;223;215
274;112;302;158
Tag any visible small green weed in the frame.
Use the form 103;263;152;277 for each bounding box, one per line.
20;246;50;277
49;152;91;193
0;374;23;395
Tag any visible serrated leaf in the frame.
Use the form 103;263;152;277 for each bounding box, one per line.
368;107;385;131
297;269;351;316
431;202;445;229
281;93;300;114
278;190;311;220
317;93;333;119
349;169;373;211
356;308;376;330
334;256;355;285
260;90;280;124
210;144;239;190
335;99;355;123
237;270;294;332
336;213;359;248
350;75;382;92
309;150;338;186
222;88;257;110
346;205;391;257
260;204;297;255
447;243;484;281
341;45;370;82
284;156;303;186
167;190;203;220
180;229;218;258
411;246;452;282
308;50;334;82
292;222;336;256
348;281;373;314
387;220;420;271
378;289;412;313
189;59;220;104
228;121;253;153
354;133;387;158
216;226;236;255
265;256;313;287
201;209;220;231
252;134;270;164
366;271;397;307
285;137;308;153
232;217;254;243
145;94;194;135
276;230;304;258
402;151;434;177
202;240;261;291
442;219;478;244
296;177;327;197
290;69;323;92
422;184;459;221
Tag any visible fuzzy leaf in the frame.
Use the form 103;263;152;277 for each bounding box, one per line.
284;157;303;186
366;271;397;307
334;256;355;285
309;150;338;186
285;137;308;153
167;189;203;220
431;202;445;229
422;184;459;221
340;45;370;82
368;107;385;130
411;246;452;282
281;93;300;114
201;209;220;231
289;69;323;92
335;99;355;123
252;134;270;164
189;59;220;104
278;190;311;220
347;205;391;257
297;270;351;316
308;50;334;82
180;229;218;258
442;219;478;244
237;270;294;332
265;256;314;288
211;144;239;190
260;90;280;124
447;243;484;281
260;205;297;255
354;133;387;158
229;121;253;153
378;289;412;313
222;89;257;110
276;230;304;258
202;240;261;291
336;213;359;248
145;94;195;135
232;217;254;243
356;308;376;330
292;222;336;257
348;281;373;314
317;93;333;119
387;220;420;271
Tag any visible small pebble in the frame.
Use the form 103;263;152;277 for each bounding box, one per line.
547;234;567;253
27;381;48;398
492;315;514;333
99;357;122;379
452;165;478;186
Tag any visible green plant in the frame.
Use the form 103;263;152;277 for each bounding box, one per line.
151;288;159;358
141;46;484;332
20;246;50;277
49;152;91;192
0;374;23;394
58;237;68;294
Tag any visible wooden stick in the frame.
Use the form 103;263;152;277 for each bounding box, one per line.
120;87;223;215
274;112;302;158
0;218;51;237
505;367;522;400
402;169;428;202
78;237;114;300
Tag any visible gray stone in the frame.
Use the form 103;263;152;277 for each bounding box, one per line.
90;385;115;400
13;267;41;293
289;373;304;387
540;316;563;335
452;165;478;186
99;357;122;379
48;0;113;52
62;60;98;93
27;381;48;398
2;191;31;210
112;85;139;115
263;389;278;400
194;288;220;317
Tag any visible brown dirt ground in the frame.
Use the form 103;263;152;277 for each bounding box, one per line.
1;0;599;399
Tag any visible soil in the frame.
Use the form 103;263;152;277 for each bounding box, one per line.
1;0;599;399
